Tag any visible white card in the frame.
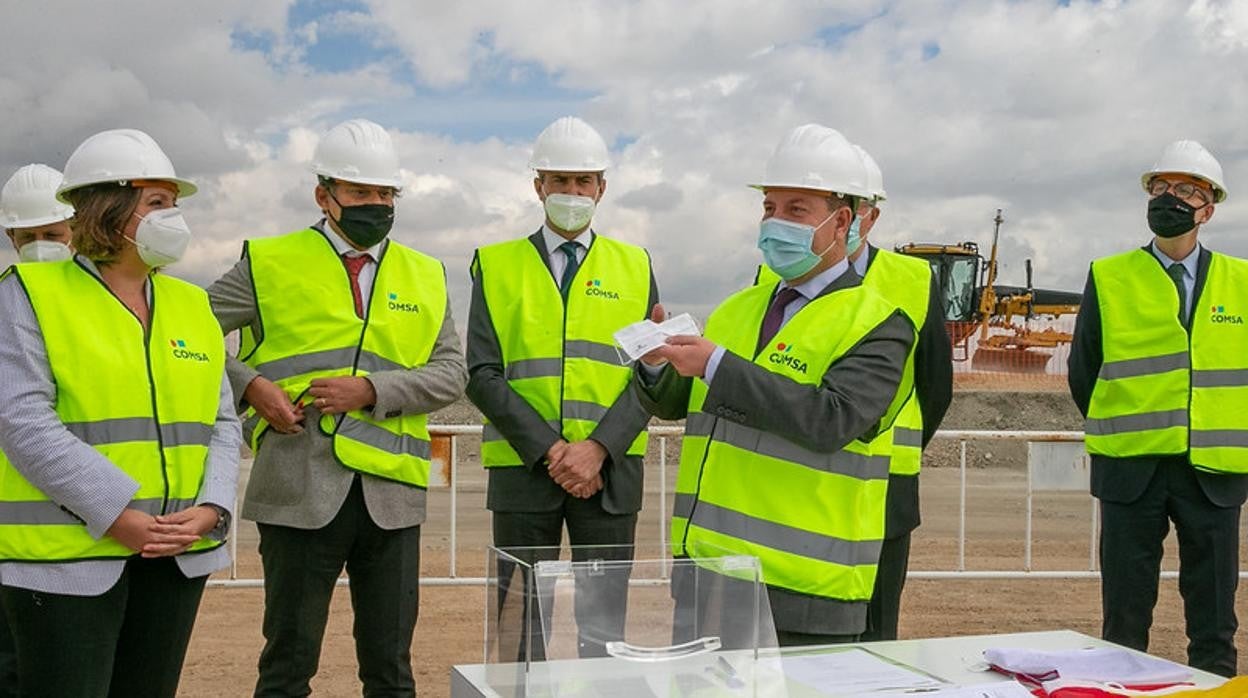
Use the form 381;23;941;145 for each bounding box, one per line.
612;313;701;363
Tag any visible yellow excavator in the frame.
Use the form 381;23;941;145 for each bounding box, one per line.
896;210;1081;373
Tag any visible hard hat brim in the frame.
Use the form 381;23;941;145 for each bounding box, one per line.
748;182;872;199
55;176;198;205
2;212;75;229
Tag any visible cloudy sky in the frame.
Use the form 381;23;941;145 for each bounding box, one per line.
2;0;1246;324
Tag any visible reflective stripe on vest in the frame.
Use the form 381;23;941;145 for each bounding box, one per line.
240;228;445;488
757;249;930;476
1087;248;1248;473
673;279;900;602
0;259;223;562
474;235;652;466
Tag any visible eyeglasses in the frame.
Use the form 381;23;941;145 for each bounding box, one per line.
1147;178;1212;207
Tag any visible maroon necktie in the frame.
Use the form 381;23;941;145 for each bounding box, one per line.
756;287;803;355
342;253;371;319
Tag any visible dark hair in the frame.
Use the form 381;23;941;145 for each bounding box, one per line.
64;184;140;261
825;193;857;214
317;176;402;198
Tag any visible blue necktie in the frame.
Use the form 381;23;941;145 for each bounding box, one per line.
558;241;581;300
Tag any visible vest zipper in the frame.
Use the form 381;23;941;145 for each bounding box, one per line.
555;239;592;437
75;260;170;513
682;416;716;554
340;240;385;436
1186;284;1195;456
143;291;171;514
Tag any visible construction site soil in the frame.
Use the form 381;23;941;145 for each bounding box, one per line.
180;390;1248;696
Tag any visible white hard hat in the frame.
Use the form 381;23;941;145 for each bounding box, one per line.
1141;140;1227;203
57;129;197;203
311;119;402;188
853;144;887;204
529;116;610;172
1;164;75;228
751;124;871;199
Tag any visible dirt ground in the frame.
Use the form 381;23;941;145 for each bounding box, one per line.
177;392;1248;696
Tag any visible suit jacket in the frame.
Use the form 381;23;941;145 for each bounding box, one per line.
466;229;659;515
1067;243;1248;508
863;245;954;537
207;227;468;530
635;266;915;635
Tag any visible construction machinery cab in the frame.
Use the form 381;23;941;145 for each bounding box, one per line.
894;242;982;323
895;210;1081;373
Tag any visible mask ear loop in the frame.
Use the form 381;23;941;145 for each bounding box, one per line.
810;202;856;259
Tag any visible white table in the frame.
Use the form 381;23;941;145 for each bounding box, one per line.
450;629;1226;697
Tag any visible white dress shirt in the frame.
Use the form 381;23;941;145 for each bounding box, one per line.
542;225;592;281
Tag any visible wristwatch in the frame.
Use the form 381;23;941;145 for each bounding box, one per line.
204;503;230;538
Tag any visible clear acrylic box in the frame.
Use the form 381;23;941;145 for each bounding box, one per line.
483;543;786;697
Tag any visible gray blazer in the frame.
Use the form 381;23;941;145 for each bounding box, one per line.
635;268;914;636
207;229;467;530
466;230;658;515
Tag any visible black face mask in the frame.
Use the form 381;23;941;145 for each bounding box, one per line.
328;190;394;248
1147;193;1201;239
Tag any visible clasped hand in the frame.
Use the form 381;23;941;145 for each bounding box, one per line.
106;505;222;557
546;439;606;498
244;375;377;435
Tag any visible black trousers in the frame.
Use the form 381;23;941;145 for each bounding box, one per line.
255;478;422;698
0;606;15;698
492;493;636;661
1100;458;1241;677
0;556;206;698
861;532;912;642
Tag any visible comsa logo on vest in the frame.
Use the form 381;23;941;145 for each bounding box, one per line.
1211;305;1244;325
170;339;210;362
584;278;620;300
387;292;420;313
768;342;808;374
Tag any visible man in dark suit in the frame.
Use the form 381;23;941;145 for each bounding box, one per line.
1068;139;1247;677
466;116;658;659
638;124;913;646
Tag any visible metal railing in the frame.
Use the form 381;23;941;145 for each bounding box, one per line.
209;426;1214;588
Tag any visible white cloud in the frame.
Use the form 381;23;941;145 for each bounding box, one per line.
4;0;1248;330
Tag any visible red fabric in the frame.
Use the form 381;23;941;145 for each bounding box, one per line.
989;664;1194;697
341;253;371;319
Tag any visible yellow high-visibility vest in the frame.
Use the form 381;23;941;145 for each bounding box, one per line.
673;279;905;602
0;260;223;562
757;251;929;474
239;228;446;487
473;235;651;466
1087;248;1248;473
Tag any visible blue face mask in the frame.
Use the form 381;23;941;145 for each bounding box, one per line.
757;212;838;280
845;217;863;257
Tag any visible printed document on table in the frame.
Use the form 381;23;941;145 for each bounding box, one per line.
870;681;1035;697
782;647;946;694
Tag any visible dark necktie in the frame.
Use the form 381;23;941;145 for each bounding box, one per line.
1167;262;1187;326
558;241;581;300
756;287;803;355
342;253;372;319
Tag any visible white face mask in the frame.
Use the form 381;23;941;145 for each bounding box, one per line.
17;240;72;263
129;208;191;268
544;193;596;233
